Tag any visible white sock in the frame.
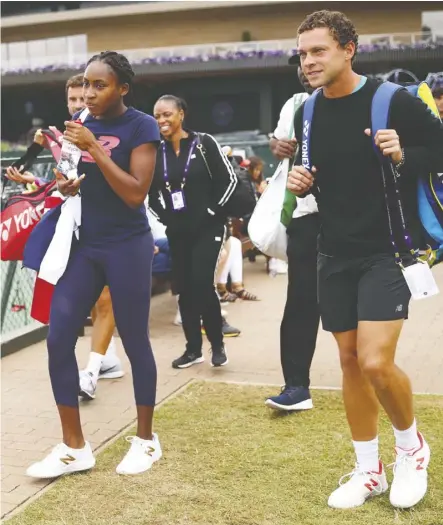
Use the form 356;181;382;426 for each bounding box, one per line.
229;236;243;283
353;437;380;472
101;338;120;369
86;351;104;380
105;337;117;356
393;419;420;451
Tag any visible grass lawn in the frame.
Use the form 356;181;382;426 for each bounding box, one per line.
7;382;443;525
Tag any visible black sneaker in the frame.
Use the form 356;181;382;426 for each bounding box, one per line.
172;351;205;369
222;318;241;338
265;386;313;411
211;345;228;367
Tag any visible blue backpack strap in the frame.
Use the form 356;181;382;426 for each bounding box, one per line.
371;81;420;262
406;84;419;97
301;88;320;171
371;81;402;162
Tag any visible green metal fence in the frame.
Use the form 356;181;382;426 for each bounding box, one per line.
1;152;56;339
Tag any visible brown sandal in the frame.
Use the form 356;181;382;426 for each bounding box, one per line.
220;291;238;303
235;289;259;301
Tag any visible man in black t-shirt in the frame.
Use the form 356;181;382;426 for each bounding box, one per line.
288;10;443;511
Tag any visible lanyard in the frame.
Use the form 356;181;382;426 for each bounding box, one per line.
161;137;198;192
380;161;418;267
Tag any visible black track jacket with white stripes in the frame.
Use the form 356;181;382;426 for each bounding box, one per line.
148;130;238;234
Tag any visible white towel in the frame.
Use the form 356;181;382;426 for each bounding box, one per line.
39;195;82;285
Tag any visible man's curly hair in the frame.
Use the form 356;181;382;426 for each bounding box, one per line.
297;10;359;61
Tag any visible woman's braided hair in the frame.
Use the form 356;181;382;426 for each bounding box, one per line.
87;51;135;105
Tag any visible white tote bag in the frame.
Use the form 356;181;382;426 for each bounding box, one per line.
247;93;305;261
247;159;290;261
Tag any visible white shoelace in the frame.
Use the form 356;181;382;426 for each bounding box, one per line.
125;436;156;453
338;464;384;495
388;453;418;480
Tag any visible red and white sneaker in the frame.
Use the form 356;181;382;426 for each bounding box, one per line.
328;461;388;509
389;432;431;509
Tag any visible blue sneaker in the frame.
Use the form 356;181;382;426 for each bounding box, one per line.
265;386;313;411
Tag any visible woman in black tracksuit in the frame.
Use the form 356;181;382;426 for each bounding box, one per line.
149;95;238;369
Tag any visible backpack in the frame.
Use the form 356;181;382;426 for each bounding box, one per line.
371;81;443;265
230;158;257;219
197;134;257;219
302;81;443;265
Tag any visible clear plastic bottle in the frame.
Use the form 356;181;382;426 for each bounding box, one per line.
56;137;82;180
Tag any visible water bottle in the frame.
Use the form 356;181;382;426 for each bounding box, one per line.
56;125;82;180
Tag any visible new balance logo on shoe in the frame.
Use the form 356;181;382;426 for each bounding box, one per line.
416;457;425;470
60;454;76;465
146;446;156;458
364;479;379;492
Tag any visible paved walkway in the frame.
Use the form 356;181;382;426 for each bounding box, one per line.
2;260;443;519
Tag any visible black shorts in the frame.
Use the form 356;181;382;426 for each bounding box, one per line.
317;252;412;333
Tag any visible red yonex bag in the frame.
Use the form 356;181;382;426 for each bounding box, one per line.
1;181;59;261
1;127;64;262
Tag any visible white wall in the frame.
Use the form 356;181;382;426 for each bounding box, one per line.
422;11;443;32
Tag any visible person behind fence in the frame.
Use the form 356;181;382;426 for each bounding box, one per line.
149;95;238;370
216;147;259;303
216;235;259;302
26;51;162;479
247;156;267;198
288;10;443;510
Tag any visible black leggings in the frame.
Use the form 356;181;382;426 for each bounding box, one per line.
280;214;320;388
168;224;225;352
47;231;157;407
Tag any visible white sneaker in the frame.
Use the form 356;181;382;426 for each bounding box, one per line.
328;461;388;509
79;370;97;400
98;360;125;379
26;442;95;479
174;309;182;326
116;434;162;475
389;432;431;509
268;258;288;276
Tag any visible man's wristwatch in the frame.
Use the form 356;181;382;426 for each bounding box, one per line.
395;148;405;170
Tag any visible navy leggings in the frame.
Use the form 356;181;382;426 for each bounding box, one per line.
47;231;157;407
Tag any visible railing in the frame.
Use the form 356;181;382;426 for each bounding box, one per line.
2;32;443;75
121;32;443;62
1;34;87;74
